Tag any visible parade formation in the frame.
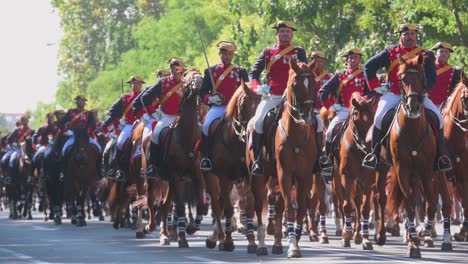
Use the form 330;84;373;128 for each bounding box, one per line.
0;21;467;260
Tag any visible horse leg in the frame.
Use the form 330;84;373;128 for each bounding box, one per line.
437;174;453;251
279;172;301;258
293;177;310;258
405;190;421;258
204;173;221;249
219;182;235;252
307;178;319;242
354;195;363;245
144;180;156;234
159;199;170;245
249;176;265;255
272;193;285;255
375;167;389;245
361;190;373;250
341;172;353;248
317;175;329;244
76;192;87;227
454;178;468;242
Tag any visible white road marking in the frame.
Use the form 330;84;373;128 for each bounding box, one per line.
186;256;226;263
32;226;60;231
0;248;51;264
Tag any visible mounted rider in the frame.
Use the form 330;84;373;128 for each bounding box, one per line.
318;48;369;175
199;41;249;171
361;23;452;172
1;115;34;183
309;51;332;109
59;95;103;177
32;111;63;177
133;57;186;178
101;76;145;178
428;42;462;108
249;20;324;176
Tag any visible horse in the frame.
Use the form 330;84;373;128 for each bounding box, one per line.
333;92;376;249
386;55;440;258
443;73;468;242
203;82;260;252
63;123;100;226
274;59;318;258
142;70;204;248
43;133;67;224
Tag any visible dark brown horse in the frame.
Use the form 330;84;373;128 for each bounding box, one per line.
203;83;260;252
386;55;439;258
336;92;375;249
64;123;99;226
275;60;318;258
443;73;468;242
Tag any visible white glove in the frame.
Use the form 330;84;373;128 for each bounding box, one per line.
12;142;18;149
256;84;270;97
65;130;74;137
141;113;151;124
208;94;223;105
375;84;390;94
48;138;54;145
332;104;343;112
152;109;164;121
118;119;126;130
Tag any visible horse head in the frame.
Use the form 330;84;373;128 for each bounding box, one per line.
460;71;468;116
72;123;90;162
397;54;427;119
287;59;317;124
20;138;34;166
181;69;203;101
350;92;375;139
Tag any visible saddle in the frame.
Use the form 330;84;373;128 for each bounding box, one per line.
330;117;351;163
263;103;285;162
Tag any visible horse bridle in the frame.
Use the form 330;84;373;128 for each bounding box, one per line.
287;71;315;124
398;68;427;118
232;93;250;142
449;83;468;132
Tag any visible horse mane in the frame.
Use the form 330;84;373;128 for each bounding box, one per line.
225;87;244;120
442;79;465;114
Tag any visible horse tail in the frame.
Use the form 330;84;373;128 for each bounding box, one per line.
385;169;403;217
96;177;110;201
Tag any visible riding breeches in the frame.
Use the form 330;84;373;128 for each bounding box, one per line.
117;124;133;150
143;117;155;140
326;107;350;142
1;149;14;166
203;106;226;136
9;149;22;167
61;136;102;156
374;93;443;130
32;145;47;163
252;95;283;134
314;108;324;134
151;114;177;144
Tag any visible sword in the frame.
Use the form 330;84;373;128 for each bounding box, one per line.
197;27;217;93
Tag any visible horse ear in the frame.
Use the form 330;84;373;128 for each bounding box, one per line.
308;57;317;71
351;98;359;109
289;58;300;72
398;56;406;65
417;53;424;65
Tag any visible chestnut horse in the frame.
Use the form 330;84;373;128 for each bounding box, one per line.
203;83;260;252
386;55;439;258
336;92;375;249
63;123;99;226
443;73;468;242
276;60;318;258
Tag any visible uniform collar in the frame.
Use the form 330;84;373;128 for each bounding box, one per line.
314;69;326;75
400;44;419;52
218;62;232;68
169;76;181;83
436;61;450;67
130;91;140;97
346;67;361;74
276;43;292;49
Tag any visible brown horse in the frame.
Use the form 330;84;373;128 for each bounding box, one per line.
64;123;99;226
275;60;318;258
203;83;260;252
386;55;439;258
443;73;468;242
335;92;375;249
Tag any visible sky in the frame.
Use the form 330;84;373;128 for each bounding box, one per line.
0;1;63;114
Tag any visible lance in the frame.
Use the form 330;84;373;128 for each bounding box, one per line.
197;27;217;93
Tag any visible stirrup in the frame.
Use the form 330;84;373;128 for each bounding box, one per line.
200;157;212;172
436;156;452;172
115;169;126;182
362;153;378;169
146;165;160;179
251;161;264;176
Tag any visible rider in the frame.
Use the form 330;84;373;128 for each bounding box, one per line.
318;48;369;175
428;42;462;108
102;76;145;175
3;115;34;182
199;41;249;171
248;20;310;176
310;51;332;104
32;112;61;177
133;57;186;178
361;23;452;172
59;95;103;177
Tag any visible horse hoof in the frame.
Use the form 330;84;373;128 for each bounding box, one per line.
319;236;329;244
44;217;48;222
54;217;62;225
129;223;137;230
441;242;453;251
71;218;77;225
136;232;145;239
287;249;301;258
336;229;342;236
309;234;319;242
247;244;258;254
267;222;275;235
363;241;373;250
256;247;268;256
375;233;386;246
342;239;351;247
219;241;235;252
76;219;86;227
408;247;421;258
206;238;217;249
99;215;104;221
424;239;434;248
271;245;283;255
113;221;119;230
160;237;170;245
178;240;189;248
354;235;363;245
453;232;465;242
186;224;200;235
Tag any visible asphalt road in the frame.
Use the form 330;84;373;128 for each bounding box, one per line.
0;208;467;264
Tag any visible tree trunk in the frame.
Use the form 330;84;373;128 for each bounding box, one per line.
451;0;466;45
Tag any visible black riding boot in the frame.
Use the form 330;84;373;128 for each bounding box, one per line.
146;142;161;178
96;152;104;180
362;127;382;170
434;129;452;172
200;134;213;171
251;131;265;176
319;141;333;177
